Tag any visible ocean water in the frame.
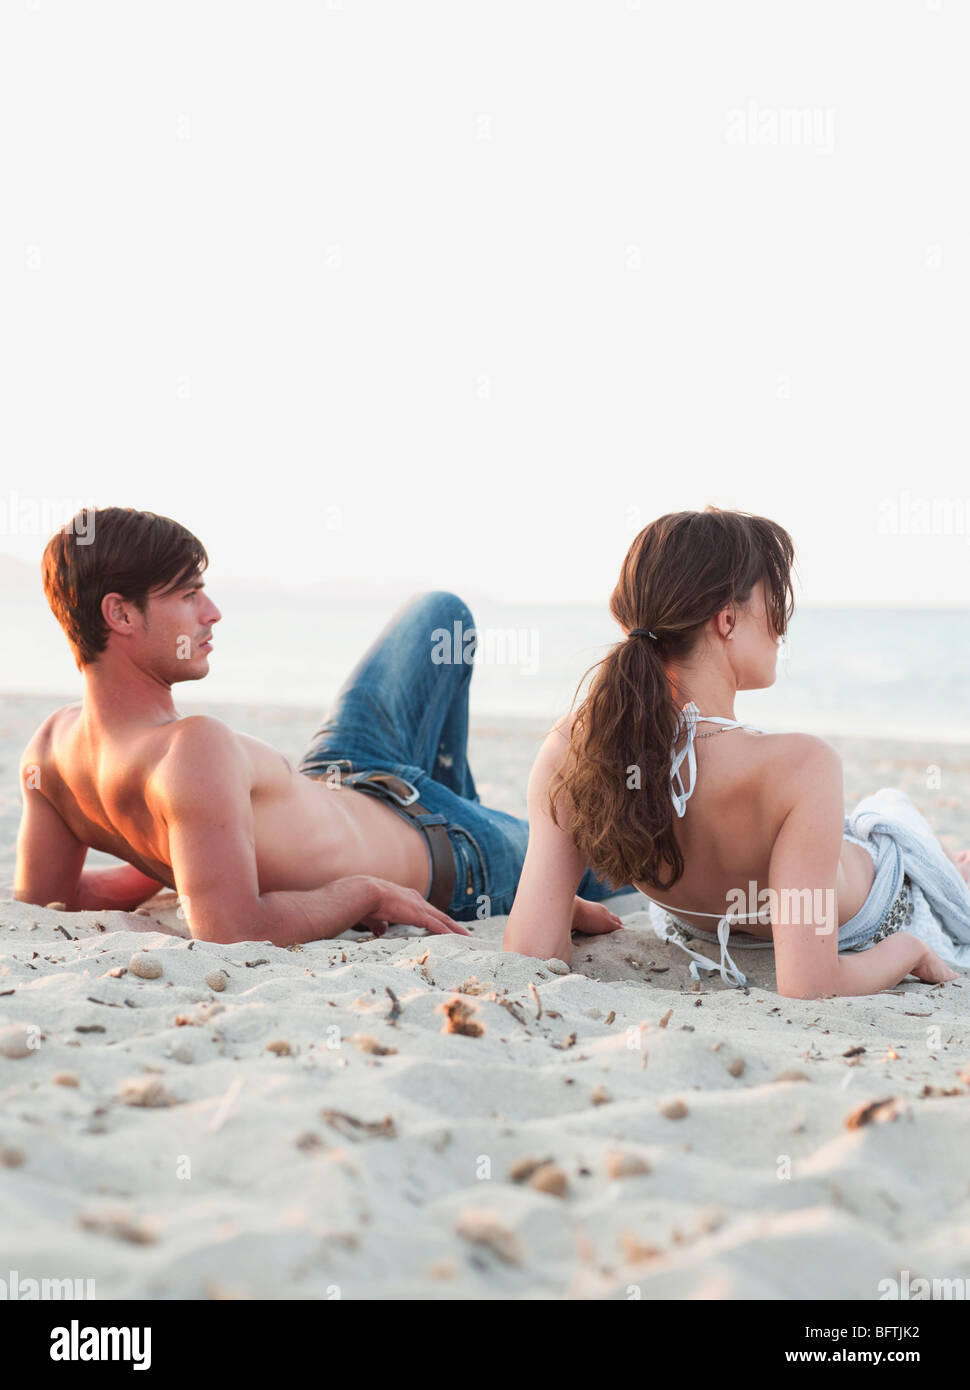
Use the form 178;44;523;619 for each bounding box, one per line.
2;567;969;744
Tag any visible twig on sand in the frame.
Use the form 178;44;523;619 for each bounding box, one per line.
209;1076;244;1133
321;1109;397;1141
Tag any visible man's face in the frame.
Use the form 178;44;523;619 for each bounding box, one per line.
138;572;222;682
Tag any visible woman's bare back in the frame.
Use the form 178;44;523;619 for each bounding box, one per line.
633;725;876;935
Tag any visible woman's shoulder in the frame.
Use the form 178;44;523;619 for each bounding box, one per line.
753;730;841;768
744;731;844;820
549;710;577;742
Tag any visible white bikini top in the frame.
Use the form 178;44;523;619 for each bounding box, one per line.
642;700;767;988
669;700;764;817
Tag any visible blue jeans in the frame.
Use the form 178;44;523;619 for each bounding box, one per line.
296;590;636;922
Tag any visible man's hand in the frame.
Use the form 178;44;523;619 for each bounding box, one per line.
356;877;473;936
571;898;625;937
72;864;167;913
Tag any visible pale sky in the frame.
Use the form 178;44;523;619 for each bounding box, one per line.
2;1;968;606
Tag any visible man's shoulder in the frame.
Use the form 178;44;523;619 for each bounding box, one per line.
154;714;242;770
147;716;251;807
167;713;235;743
19;703;79;774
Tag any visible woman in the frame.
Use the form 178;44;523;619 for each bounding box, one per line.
502;507;969;998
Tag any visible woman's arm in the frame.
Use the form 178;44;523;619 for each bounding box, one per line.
831;930;957;995
769;738;957;997
502;719;591;962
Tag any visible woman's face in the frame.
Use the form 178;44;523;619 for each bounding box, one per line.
730;579;784;689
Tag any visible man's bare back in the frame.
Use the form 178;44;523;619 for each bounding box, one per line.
17;700;469;945
34;704;433;897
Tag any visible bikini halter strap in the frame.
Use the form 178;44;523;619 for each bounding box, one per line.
669;700;759;817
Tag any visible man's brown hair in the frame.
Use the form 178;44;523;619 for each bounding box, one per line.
42;507;209;670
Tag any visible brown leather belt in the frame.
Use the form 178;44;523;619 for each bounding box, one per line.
327;765;456;912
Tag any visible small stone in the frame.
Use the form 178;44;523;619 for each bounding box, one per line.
508;1155;552;1184
544;959;570;975
529;1163;568;1198
204;1279;252;1299
660;1098;688;1120
620;1231;662;1263
774;1068;811;1084
455;1209;524;1265
266;1039;292;1056
845;1097;902;1130
77;1208;156;1245
0;1023;38;1059
107;967;127;978
590;1084;611;1106
726;1057;745;1077
117;1076;177;1108
295;1131;325;1153
129;953;163;980
1;1146;26;1167
52;1071;80;1087
205;969;229;992
45;902;68;911
351;1034;397;1056
457;977;489;996
605;1150;651;1179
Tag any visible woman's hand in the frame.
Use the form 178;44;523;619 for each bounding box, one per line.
906;938;960;984
571;897;625;936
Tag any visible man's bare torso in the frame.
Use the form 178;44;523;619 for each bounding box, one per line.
35;705;432;899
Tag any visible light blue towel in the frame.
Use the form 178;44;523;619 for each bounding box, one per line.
837;787;970;967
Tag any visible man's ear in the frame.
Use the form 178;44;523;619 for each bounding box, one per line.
101;591;140;638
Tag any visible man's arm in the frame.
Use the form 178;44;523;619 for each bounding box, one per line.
14;751;88;907
14;732;168;913
151;716;467;945
769;738;954;997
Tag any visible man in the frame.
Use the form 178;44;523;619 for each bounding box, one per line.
15;507;631;947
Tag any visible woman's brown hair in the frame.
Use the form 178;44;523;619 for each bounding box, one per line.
550;507;795;891
42;507;209;670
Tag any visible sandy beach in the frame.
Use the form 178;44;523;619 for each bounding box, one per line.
2;693;969;1300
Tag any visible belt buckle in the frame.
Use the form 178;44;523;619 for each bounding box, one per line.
355;771;421;808
378;776;421;808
